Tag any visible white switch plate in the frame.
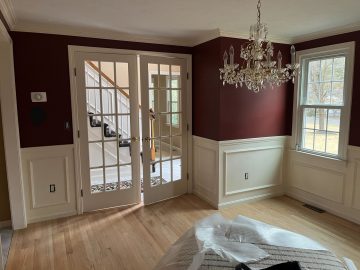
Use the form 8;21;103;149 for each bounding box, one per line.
31;92;47;102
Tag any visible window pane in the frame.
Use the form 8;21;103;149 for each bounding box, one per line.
303;108;315;129
161;160;172;183
100;62;115;87
90;169;103;193
105;166;118;191
120;165;132;189
315;108;328;131
331;82;344;105
326;132;339;155
333;57;345;81
308;60;320;82
115;62;129;88
314;130;326;152
321;58;333;81
89;142;103;167
328;109;341;132
172;159;182;181
302;129;314;150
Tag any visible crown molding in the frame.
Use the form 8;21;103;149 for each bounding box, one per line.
13;20;194;47
218;29;293;45
0;0;16;29
293;22;360;44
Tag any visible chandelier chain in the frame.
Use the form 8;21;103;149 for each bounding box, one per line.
257;0;261;26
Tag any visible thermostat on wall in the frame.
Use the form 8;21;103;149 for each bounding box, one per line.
31;92;47;102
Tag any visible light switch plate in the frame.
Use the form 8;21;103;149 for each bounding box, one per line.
31;92;47;102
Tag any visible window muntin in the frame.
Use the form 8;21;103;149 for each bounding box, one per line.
299;55;347;158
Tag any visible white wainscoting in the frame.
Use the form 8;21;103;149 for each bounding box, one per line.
193;136;287;209
21;145;77;223
286;146;360;224
193;136;219;208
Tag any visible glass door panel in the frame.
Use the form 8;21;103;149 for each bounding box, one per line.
140;56;188;205
76;53;140;211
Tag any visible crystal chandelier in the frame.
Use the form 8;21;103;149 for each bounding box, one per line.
219;0;300;92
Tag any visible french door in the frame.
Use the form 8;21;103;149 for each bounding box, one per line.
74;51;189;211
140;56;188;205
75;52;141;211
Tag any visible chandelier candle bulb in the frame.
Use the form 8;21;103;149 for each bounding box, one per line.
277;51;282;69
219;0;300;92
291;45;296;65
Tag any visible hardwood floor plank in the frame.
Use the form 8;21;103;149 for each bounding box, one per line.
6;195;360;269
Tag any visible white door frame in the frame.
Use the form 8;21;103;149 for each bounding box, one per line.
68;45;192;214
0;22;27;229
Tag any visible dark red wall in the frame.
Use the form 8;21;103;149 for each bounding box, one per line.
11;31;191;148
193;37;293;141
295;31;360;147
192;38;221;140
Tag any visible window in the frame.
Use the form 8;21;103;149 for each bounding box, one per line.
295;42;355;159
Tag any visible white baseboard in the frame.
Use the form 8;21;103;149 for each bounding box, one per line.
218;191;284;209
0;220;11;229
28;210;77;224
192;189;218;209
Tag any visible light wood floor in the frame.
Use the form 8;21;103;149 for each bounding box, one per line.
6;195;360;270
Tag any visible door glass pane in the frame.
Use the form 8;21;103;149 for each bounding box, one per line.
89;142;103;167
159;64;170;88
148;64;158;88
149;89;157;113
160;114;170;137
161;138;171;160
105;166;118;192
102;89;116;114
85;61;100;87
88;114;102;142
119;145;131;164
103;121;117;140
171;136;182;159
159;90;170;113
172;159;182;181
90;168;104;193
150;162;160;187
171;65;181;88
162;160;171;183
104;141;117;166
100;62;115;87
116;62;129;88
120;165;132;189
171;113;181;135
171;90;181;113
118;115;131;139
86;88;101;114
117;88;130;114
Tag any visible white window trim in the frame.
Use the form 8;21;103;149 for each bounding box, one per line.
291;41;355;161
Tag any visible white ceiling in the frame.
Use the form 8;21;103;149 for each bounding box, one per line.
9;0;360;45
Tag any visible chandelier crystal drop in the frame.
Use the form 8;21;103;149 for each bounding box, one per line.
219;0;300;93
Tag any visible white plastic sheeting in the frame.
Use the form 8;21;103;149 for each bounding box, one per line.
155;214;329;270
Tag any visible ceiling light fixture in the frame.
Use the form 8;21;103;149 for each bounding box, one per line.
219;0;300;92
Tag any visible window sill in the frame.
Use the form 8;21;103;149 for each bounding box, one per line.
289;149;347;167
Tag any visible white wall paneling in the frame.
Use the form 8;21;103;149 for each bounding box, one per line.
193;136;287;209
21;145;77;223
286;146;360;224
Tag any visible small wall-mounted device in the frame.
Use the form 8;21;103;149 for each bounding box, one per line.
31;92;47;102
50;184;56;193
245;173;249;180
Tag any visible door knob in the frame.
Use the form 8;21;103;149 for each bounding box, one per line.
143;137;151;142
131;137;140;142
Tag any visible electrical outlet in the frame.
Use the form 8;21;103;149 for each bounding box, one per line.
50;184;56;193
245;173;249;180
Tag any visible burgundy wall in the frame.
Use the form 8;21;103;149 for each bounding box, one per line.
192;37;293;141
192;38;221;140
295;31;360;147
11;31;191;148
